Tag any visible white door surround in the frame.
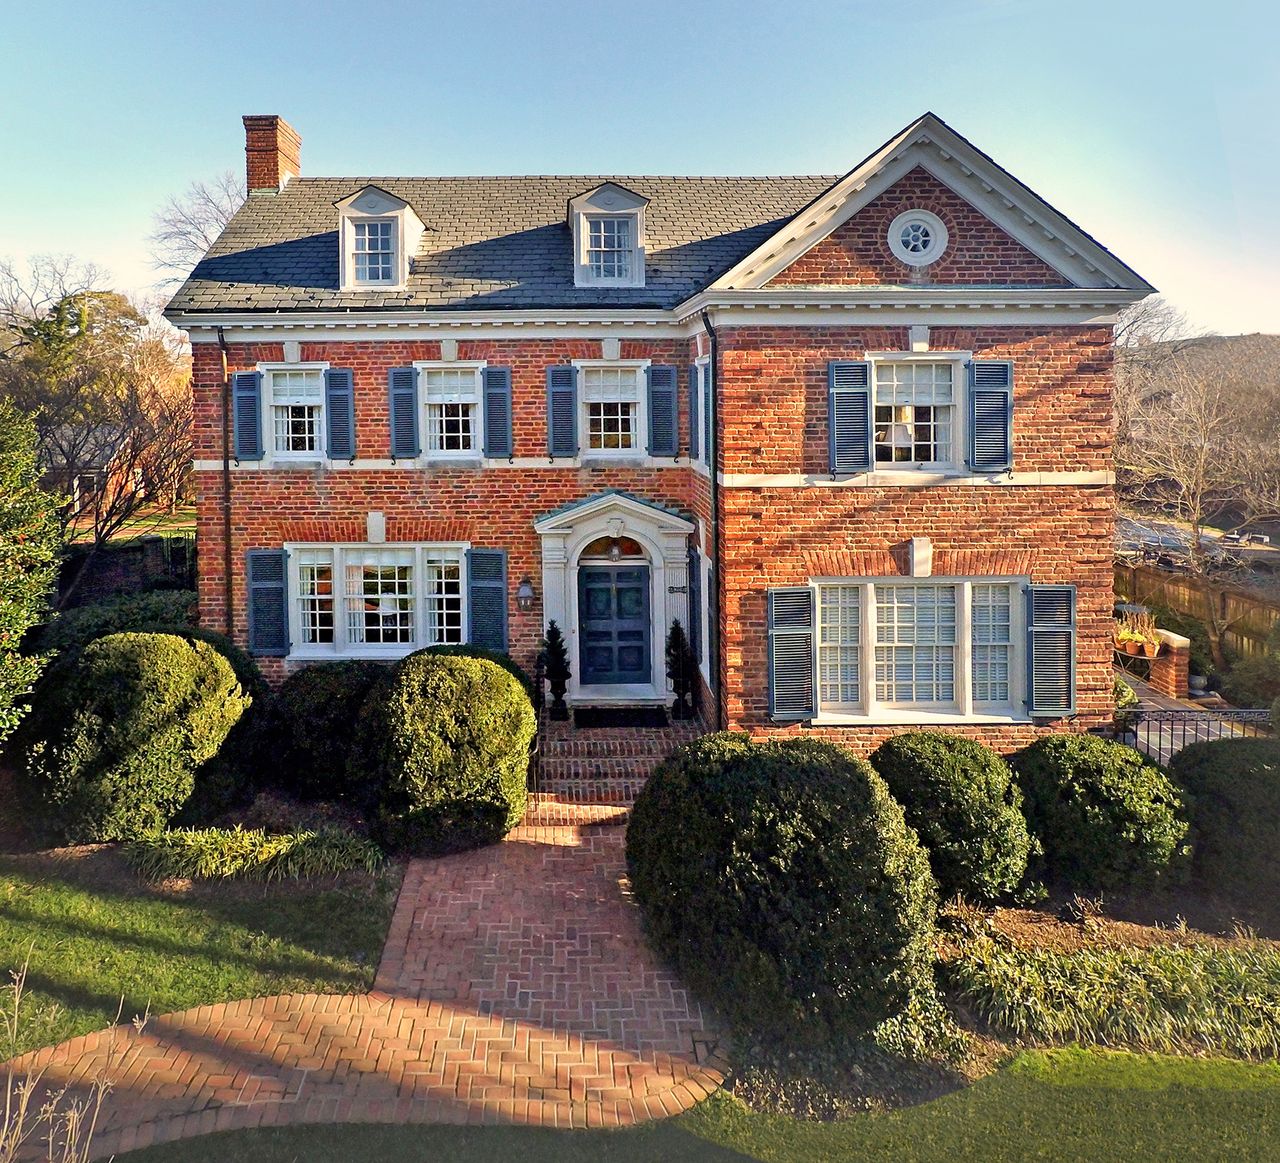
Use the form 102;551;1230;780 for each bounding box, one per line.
533;491;695;705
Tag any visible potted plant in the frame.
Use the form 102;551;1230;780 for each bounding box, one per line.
665;619;698;721
1130;610;1163;658
542;620;571;720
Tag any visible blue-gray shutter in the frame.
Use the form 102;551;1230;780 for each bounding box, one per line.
246;549;288;657
467;548;508;650
1025;584;1076;716
827;361;873;474
546;366;578;457
232;371;263;462
324;368;355;460
967;360;1014;472
702;363;713;465
482;366;513;459
647;364;679;457
767;588;815;720
687;547;701;664
688;364;699;461
387;367;419;459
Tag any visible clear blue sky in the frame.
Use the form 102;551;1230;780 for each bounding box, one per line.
2;0;1276;334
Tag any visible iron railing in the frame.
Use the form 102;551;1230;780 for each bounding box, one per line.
1107;708;1272;765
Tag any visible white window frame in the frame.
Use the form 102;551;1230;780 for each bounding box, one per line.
864;352;971;473
259;362;330;463
572;208;646;288
574;359;649;458
414;360;487;460
811;576;1029;724
888;209;949;267
351;217;398;286
693;357;710;472
285;542;469;660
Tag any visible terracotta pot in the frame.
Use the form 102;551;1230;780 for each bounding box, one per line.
1123;641;1142;655
1142;641;1161;658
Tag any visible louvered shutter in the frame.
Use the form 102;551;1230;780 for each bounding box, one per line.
467;548;508;650
232;371;264;462
681;365;695;463
387;367;419;459
246;549;288;656
827;361;873;474
702;363;713;465
647;364;679;456
767;588;815;720
1025;584;1076;716
324;368;355;460
968;360;1014;472
482;366;513;459
687;547;702;664
546;366;578;457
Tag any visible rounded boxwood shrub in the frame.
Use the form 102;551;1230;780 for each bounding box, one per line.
1169;737;1280;897
626;732;937;1049
272;660;388;804
16;632;251;842
1013;734;1188;891
869;731;1033;902
349;653;536;854
415;645;535;703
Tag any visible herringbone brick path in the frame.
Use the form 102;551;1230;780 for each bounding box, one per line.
4;816;722;1158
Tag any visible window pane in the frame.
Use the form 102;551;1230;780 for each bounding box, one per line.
818;585;860;707
874;584;956;704
345;550;415;645
972;583;1012;703
273;404;319;453
873;363;953;464
297;550;334;644
587;216;633;279
427;402;475;452
354;220;395;282
427;559;463;644
587;401;635;449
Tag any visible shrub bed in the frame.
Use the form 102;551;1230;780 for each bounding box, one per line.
350;652;536;855
626;732;937;1050
952;934;1280;1059
1169;737;1280;898
33;589;197;654
126;825;383;882
272;661;389;804
869;732;1033;902
1013;734;1188;891
16;632;250;842
415;645;536;702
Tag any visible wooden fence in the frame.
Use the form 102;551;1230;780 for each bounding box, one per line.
1115;562;1280;658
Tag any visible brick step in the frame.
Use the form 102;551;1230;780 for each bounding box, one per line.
541;738;679;760
537;756;656;778
534;774;648;803
520;795;631;828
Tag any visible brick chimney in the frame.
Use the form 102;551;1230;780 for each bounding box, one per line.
242;115;301;193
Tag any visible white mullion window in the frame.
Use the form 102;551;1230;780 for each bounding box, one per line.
267;367;325;457
972;582;1014;708
295;549;335;648
874;583;957;709
353;219;396;284
421;365;483;457
344;547;416;650
425;553;465;644
586;216;633;281
580;364;646;454
873;362;956;467
817;583;861;711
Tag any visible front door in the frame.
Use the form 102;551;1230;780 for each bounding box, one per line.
578;565;651;685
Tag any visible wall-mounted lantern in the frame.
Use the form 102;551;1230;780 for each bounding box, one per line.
516;576;536;612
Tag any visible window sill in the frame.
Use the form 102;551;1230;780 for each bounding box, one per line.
287;646;415;662
582;454;647;469
809;709;1030;727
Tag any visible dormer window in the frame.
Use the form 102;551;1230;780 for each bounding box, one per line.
336;186;423;292
569;183;647;288
353;220;396;284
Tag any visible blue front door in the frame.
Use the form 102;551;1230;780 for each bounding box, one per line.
578;565;651;685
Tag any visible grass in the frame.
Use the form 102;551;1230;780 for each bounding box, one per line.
0;849;399;1058
116;1048;1280;1161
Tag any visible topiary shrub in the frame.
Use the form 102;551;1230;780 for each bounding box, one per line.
869;731;1033;902
626;732;937;1050
1013;734;1188;891
1169;737;1280;899
414;644;535;702
349;653;536;855
272;661;389;804
16;632;250;842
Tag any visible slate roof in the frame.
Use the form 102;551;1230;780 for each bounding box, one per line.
165;175;837;315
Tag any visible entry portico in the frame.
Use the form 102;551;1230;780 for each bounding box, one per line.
534;491;695;705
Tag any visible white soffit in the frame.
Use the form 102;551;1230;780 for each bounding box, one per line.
712;113;1154;295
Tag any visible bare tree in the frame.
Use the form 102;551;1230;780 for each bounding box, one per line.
148;170;244;282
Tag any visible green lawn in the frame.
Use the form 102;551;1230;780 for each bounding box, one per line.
0;850;399;1058
118;1048;1280;1162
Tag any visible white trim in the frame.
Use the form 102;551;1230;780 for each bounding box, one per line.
335;186;424;293
721;469;1114;488
570;184;648;289
193;454;695;473
887;209;948;267
865;352;967;470
414;360;487;460
257;362;331;464
573;359;650;458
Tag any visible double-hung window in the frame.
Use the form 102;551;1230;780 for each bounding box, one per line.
873;362;955;466
586;216;633;281
289;544;466;657
581;364;645;453
814;578;1023;720
268;367;325;457
422;365;482;457
353;219;396;284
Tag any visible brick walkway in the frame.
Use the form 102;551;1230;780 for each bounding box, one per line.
5;729;721;1158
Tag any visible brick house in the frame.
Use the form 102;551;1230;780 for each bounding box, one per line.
165;112;1151;752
